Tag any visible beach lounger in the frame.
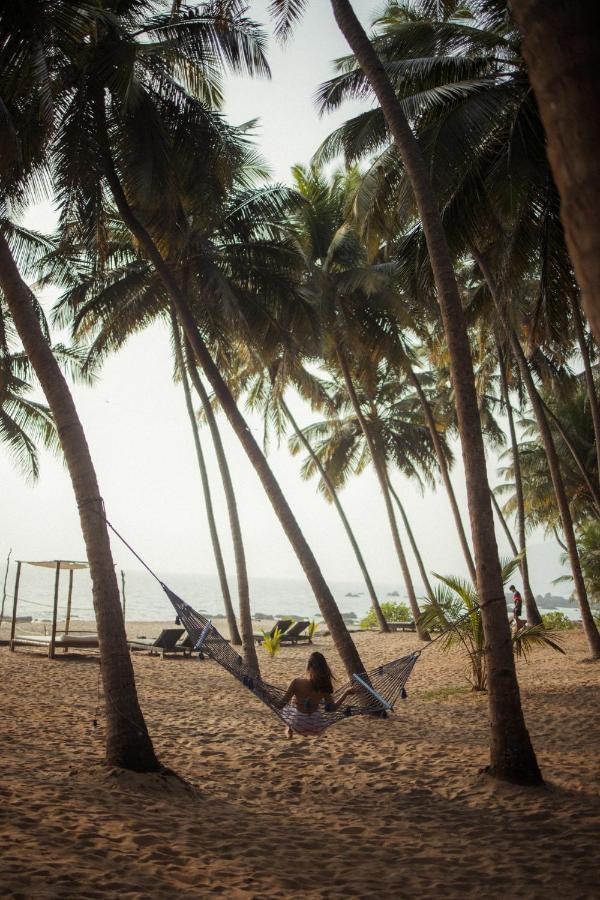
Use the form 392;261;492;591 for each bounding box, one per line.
253;619;292;644
386;621;416;633
279;620;311;644
128;628;184;658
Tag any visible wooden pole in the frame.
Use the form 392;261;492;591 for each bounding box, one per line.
0;548;12;629
120;569;126;621
49;561;61;659
64;568;74;650
9;561;22;651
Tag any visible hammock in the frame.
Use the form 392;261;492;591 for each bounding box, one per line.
164;584;420;734
89;508;422;735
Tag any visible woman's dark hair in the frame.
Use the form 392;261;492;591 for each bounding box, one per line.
306;652;334;694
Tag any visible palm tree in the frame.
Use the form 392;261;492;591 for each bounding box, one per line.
270;0;542;784
0;0;161;766
509;0;600;345
475;251;600;657
170;312;242;647
0;231;160;771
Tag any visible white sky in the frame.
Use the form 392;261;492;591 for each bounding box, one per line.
0;0;569;595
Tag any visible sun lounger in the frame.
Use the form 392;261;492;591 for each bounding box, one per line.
279;620;311;644
386;621;416;632
253;619;292;644
128;628;184;658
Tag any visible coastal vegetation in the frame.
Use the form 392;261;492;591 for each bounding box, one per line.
0;0;599;790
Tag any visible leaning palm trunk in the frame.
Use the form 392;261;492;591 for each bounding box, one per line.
282;398;389;632
540;398;600;514
170;314;242;646
335;342;429;640
496;343;541;625
99;151;364;678
509;0;600;346
183;342;258;673
570;295;600;480
387;481;434;598
0;232;160;771
329;0;540;782
405;366;477;582
489;490;519;557
475;251;600;658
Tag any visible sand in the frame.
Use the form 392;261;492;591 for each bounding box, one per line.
0;624;598;898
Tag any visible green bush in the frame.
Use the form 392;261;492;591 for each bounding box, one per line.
541;611;578;630
360;601;410;629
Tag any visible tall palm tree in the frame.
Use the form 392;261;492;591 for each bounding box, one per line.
25;0;363;677
0;0;161;766
0;231;160;771
509;0;600;344
270;0;542;783
170;312;242;647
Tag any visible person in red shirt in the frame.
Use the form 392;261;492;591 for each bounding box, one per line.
509;584;526;630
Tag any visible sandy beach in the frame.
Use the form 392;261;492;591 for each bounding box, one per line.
0;624;598;898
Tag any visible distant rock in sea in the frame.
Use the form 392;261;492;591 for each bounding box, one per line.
387;591;400;597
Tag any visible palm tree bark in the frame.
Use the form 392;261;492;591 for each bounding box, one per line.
0;232;160;771
570;294;600;480
335;342;429;640
475;250;600;658
496;342;541;625
489;489;518;556
387;481;434;598
509;0;600;345
406;365;477;582
170;313;242;646
99;147;365;678
329;0;541;783
281;399;389;632
183;341;259;673
539;398;600;513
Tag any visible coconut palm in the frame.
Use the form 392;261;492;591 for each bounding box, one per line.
318;0;598;653
509;0;600;345
170;313;242;647
270;0;542;784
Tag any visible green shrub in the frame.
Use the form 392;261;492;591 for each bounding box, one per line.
541;611;578;630
360;601;410;629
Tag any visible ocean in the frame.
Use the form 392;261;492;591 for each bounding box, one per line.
0;563;584;625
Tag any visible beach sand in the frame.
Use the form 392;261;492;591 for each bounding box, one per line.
0;625;598;898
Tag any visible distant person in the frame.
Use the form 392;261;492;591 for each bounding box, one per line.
509;584;526;630
277;651;358;738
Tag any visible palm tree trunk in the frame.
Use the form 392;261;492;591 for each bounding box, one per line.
509;0;600;346
496;342;541;625
540;398;600;513
281;398;389;632
570;294;600;480
489;489;518;556
329;0;541;784
406;366;477;582
387;481;434;598
183;342;258;673
170;313;242;646
475;250;600;658
0;232;160;771
335;342;429;640
99;148;364;678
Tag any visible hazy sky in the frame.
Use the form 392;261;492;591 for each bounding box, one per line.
0;1;569;595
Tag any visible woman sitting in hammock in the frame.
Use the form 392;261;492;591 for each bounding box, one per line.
277;651;358;738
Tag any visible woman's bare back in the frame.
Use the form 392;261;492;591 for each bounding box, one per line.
286;677;332;714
